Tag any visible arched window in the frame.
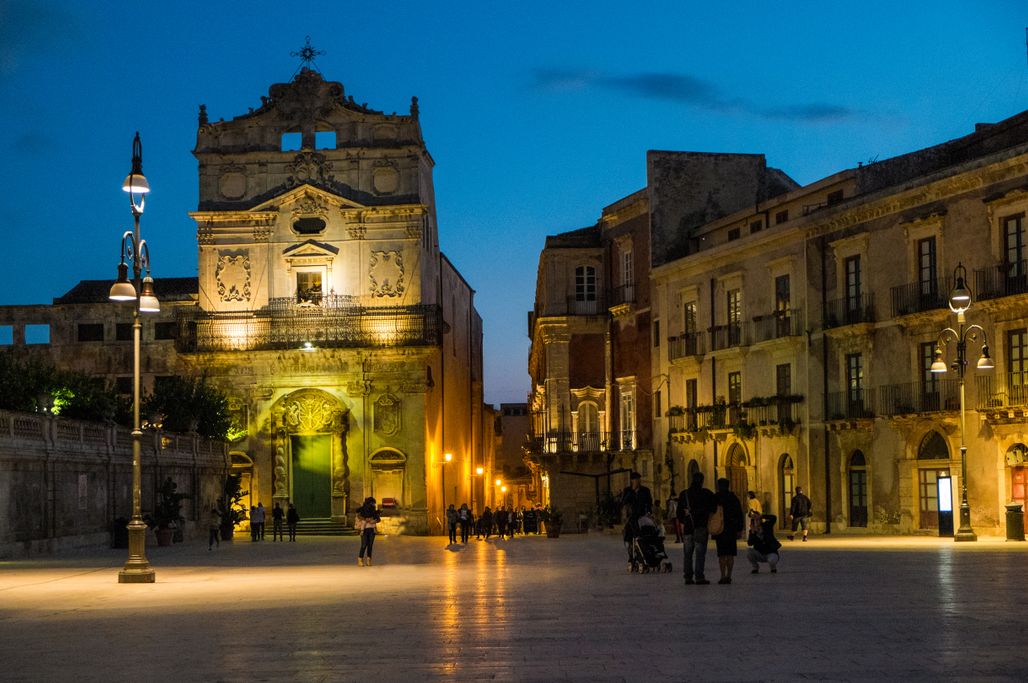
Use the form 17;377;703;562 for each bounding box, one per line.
779;454;795;520
577;401;599;451
918;431;949;460
574;266;596;302
848;450;868;527
369;448;407;509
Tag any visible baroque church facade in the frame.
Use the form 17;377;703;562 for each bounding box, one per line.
0;67;486;535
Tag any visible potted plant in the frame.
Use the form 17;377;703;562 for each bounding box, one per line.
146;477;190;546
542;506;564;538
218;473;248;541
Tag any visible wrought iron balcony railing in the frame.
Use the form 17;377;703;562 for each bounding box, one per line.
709;323;746;351
752;313;802;343
823;294;875;329
976;375;1028;410
974;261;1028;302
178;303;442;352
668;396;803;434
668;332;706;361
610;284;636;306
524;430;612;454
826;389;876;419
890;276;953;317
878;380;960;415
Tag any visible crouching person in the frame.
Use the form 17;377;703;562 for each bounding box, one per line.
747;514;782;574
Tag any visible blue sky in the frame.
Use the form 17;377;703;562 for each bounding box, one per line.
0;1;1025;404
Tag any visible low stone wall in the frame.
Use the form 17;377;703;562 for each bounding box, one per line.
0;410;227;558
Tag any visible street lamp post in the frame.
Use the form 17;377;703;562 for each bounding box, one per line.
473;466;484;513
110;133;160;583
442;452;453;513
931;263;993;543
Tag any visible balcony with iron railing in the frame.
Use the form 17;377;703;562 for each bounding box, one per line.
524;430;624;455
826;389;876;420
976;375;1028;410
610;284;636;307
752;313;802;343
667;396;803;436
709;322;746;351
890;275;953;317
823;294;875;329
668;332;706;361
877;379;960;416
973;261;1028;302
178;301;442;352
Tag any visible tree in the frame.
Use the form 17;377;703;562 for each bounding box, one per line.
143;376;231;440
0;350;122;422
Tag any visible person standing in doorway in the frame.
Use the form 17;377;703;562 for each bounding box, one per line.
271;502;285;541
678;471;716;585
446;504;458;545
286;502;300;542
712;478;745;584
788;486;812;541
207;507;221;550
357;497;381;566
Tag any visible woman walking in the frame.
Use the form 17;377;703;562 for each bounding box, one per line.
356;497;381;566
712;478;745;584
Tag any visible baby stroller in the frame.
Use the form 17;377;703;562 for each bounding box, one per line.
627;515;673;574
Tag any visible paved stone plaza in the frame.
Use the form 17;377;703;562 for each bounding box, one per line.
1;533;1026;682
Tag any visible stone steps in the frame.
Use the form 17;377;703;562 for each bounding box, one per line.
294;518;358;536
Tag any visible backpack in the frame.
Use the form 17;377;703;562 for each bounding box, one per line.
707;504;725;536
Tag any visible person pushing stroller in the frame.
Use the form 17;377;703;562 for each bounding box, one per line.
621;472;653;566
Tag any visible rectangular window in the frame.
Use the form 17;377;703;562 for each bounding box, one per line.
281;132;302;151
845;255;862;312
918;237;937;297
315;130;336;150
727;371;742;404
620;392;635;450
686;379;698;430
154;322;177;340
727;289;741;325
654;389;662;418
749;220;763;234
653;320;660;347
775;209;789;224
846;353;864;405
827;189;844;205
1008;329;1028;390
622;249;633;288
77;323;104;342
297;271;323;304
776;364;792;396
116;323;132;341
921;342;938;392
25;324;49;345
683;301;697;334
0;326;11;345
115;376;133;395
727;228;741;241
775;274;791;317
1004;214;1026;275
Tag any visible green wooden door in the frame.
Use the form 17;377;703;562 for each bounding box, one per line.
291;435;332;517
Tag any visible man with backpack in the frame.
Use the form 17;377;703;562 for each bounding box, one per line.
788;486;812;541
677;471;716;585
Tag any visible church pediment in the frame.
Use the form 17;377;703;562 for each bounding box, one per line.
283;239;340;259
253;184;365;213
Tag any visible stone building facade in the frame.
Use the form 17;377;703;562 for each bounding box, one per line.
0;68;486;535
653;110;1028;536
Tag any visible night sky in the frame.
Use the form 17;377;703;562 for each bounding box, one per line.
0;1;1025;404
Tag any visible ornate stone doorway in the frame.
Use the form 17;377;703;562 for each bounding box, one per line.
270;389;349;519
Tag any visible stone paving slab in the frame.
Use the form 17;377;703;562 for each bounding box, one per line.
1;534;1027;681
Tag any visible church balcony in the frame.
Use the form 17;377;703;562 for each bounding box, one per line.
178;303;441;352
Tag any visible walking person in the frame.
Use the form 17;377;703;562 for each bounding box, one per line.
512;506;524;536
678;471;716;585
621;471;653;564
666;493;683;543
207;507;221;550
787;486;812;541
272;502;285;541
458;503;472;544
286;502;300;542
496;506;509;539
712;478;745;584
478;506;493;540
446;504;458;545
747;514;782;574
356;497;381;566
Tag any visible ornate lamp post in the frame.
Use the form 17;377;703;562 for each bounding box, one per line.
931;262;993;543
110;133;160;582
441;452;453;513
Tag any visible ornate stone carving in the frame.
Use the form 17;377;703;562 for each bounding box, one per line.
348;224;367;240
291;191;328;220
333;432;348;498
369;250;405;298
216;252;251;302
283;394;338;433
374;394;401;436
253;225;272;242
286;151;333;187
273;442;288;498
197;219;215;245
405;222;422;240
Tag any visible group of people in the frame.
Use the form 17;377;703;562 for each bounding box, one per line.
623;470;814;584
206;501;301;550
445;503;546;544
